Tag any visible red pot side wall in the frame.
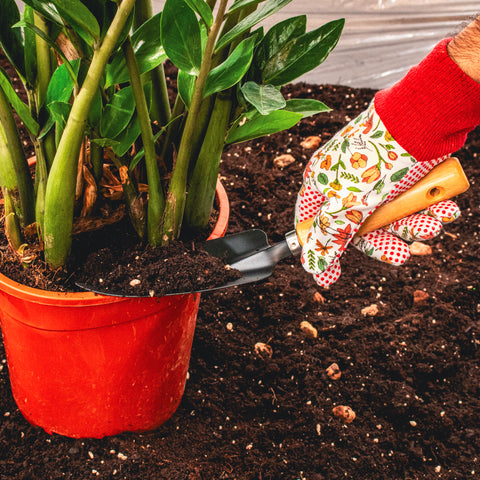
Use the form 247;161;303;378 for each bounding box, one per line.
0;181;229;438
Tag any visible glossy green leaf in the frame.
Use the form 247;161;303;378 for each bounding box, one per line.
215;0;292;53
226;109;301;144
22;0;63;25
185;0;213;28
262;19;345;86
161;0;202;75
112;115;141;157
227;0;266;15
88;88;103;129
46;60;81;105
284;98;330;118
0;67;39;136
240;81;285;115
50;0;101;46
100;86;136;139
106;13;167;87
47;101;71;125
23;7;39;88
251;15;306;82
0;0;25;79
177;70;196;109
204;37;255;99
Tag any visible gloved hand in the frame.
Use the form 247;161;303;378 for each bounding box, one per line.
295;101;459;288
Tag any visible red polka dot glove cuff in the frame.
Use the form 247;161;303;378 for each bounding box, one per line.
295;101;453;288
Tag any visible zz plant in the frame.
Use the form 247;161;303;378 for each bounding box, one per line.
0;0;343;271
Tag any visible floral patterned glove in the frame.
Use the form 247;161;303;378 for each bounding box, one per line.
295;101;456;287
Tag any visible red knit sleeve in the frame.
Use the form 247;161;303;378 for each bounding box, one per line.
374;39;480;162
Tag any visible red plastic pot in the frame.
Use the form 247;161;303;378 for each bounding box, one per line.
0;181;229;438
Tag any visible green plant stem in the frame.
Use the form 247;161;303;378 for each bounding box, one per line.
89;132;103;182
43;0;137;269
184;91;232;230
33;12;56;169
123;37;164;246
134;0;171;126
0;87;35;231
158;95;185;171
161;0;229;244
32;138;48;238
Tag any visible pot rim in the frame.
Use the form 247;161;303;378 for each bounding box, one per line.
0;179;229;305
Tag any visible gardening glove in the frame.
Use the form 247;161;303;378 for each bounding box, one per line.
296;38;480;288
352;199;460;265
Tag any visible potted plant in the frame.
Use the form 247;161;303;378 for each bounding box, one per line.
0;0;343;438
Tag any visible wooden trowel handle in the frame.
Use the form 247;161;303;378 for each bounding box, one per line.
296;157;469;245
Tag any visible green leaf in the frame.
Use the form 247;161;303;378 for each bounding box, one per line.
390;167;409;183
0;0;25;79
284;99;330;118
317;172;328;185
112;115;142;157
204;36;256;98
47;101;71;125
185;0;213;28
22;0;63;25
177;70;196;109
347;186;362;192
22;6;37;87
0;67;39;136
88;88;103;129
107;13;167;87
100;86;136;139
227;0;266;15
226;109;302;144
215;0;293;53
240;81;285;115
91;137;120;149
46;60;81;105
50;0;101;46
161;0;202;75
371;130;383;139
341;138;349;153
262;18;344;86
251;15;306;82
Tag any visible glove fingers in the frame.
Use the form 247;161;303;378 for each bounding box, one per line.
295;184;327;222
422;199;460;223
388;213;443;242
353;231;410;265
312;258;342;288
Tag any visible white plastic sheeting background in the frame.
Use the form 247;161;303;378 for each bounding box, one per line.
256;0;478;89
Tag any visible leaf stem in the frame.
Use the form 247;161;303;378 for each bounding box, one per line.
123;36;165;245
161;0;229;244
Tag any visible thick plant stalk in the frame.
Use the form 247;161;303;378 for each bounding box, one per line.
123;37;164;245
184;91;232;230
0;87;35;235
161;0;229;244
134;0;171;126
43;0;136;268
34;12;56;169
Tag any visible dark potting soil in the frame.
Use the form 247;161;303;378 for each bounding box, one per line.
1;57;480;480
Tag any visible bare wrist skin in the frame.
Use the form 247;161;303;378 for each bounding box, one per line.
447;16;480;83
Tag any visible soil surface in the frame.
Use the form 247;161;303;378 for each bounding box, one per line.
1;58;480;480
